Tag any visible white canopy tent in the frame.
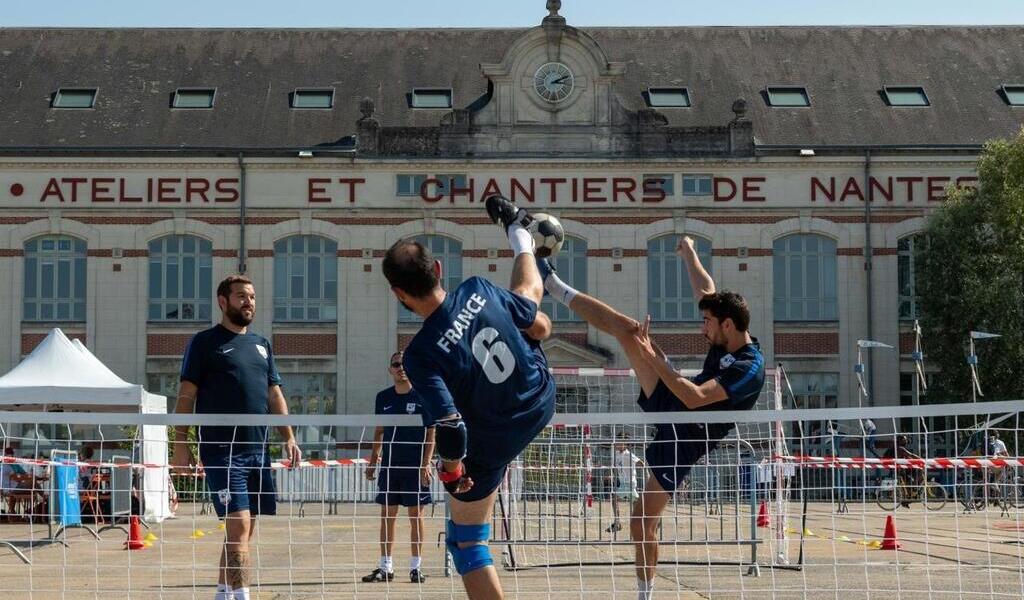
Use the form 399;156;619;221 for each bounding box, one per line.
0;328;171;522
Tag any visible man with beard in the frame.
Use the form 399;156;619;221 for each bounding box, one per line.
534;233;765;600
172;274;301;600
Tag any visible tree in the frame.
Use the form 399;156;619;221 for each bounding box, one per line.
916;128;1024;404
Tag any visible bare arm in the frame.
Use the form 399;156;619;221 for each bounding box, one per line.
634;316;728;409
420;426;436;487
268;385;302;467
524;310;552;341
171;380;198;468
365;426;384;480
677;236;715;299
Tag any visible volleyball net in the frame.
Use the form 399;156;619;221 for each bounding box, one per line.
0;367;1022;599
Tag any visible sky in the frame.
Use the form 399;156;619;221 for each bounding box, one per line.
3;0;1023;28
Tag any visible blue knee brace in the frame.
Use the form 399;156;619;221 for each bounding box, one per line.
446;520;493;575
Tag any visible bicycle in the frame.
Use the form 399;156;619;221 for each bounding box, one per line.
876;473;947;511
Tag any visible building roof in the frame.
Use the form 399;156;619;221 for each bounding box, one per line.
1;26;1022;152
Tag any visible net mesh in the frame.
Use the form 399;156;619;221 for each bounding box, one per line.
0;369;1022;599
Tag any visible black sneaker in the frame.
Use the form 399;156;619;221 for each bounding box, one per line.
409;568;427;583
485;195;534;230
361;568;394;583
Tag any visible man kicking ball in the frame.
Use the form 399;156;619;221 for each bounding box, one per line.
487;196;765;599
381;199;554;599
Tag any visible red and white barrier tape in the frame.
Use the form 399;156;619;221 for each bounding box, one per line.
776;454;1023;470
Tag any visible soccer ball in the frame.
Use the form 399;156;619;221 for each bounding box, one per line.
530;213;565;258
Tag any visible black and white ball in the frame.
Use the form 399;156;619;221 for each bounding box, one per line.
530;213;565;258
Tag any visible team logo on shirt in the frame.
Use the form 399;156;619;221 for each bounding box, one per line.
406;402;417;414
255;345;268;360
719;354;736;370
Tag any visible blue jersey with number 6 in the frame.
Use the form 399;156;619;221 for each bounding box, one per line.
402;276;555;465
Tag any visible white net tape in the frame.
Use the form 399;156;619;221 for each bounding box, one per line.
0;369;1022;599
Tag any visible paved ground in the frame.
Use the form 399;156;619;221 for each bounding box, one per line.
1;500;1022;599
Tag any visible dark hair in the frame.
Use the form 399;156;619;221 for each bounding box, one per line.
698;291;751;332
382;239;439;298
217;274;254;300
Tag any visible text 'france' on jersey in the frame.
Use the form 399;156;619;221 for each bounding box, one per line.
402;277;554;434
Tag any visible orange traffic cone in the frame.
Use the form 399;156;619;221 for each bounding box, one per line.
756;501;770;528
880;514;901;550
124;515;145;550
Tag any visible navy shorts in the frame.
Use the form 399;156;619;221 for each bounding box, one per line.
638;381;719;492
200;447;277;518
376;466;433;507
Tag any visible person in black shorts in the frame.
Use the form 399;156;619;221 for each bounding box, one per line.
171;274;301;600
537;234;765;600
362;351;435;585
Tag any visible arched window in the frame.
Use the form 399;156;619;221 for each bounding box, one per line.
897;234;924;321
773;234;837;321
541;236;587;322
23;235;86;321
148;235;212;321
273;235;338;322
399;235;462;322
646;234;712;321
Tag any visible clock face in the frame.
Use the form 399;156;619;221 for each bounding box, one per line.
534;62;574;103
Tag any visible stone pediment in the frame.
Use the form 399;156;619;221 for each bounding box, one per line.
541;336;609;368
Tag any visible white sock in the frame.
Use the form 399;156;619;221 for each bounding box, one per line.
638;578;654;600
410;555;422;571
507;224;535;256
543;269;578;306
214;584;232;600
379;555;393;573
232;588;250;600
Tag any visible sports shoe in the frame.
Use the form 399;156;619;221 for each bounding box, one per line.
409;568;427;583
485;194;534;230
361;568;394;583
605;521;623;533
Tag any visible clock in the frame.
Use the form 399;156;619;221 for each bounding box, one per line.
534;62;574;103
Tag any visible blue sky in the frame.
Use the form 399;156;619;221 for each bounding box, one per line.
4;0;1023;27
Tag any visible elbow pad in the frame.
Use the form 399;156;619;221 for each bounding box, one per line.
436;418;468;461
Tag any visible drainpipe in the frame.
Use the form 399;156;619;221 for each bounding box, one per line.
863;150;874;405
237;153;247;274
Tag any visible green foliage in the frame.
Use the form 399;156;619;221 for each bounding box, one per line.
916;128;1024;402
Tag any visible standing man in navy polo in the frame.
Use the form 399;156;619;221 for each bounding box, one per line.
362;351;435;585
171;274;301;600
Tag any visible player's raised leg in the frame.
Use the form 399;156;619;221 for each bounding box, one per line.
485;194;543;305
447;489;503;599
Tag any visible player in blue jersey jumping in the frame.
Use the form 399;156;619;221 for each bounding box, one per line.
490;197;766;600
381;198;555;599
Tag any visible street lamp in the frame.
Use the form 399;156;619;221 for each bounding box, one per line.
968;330;1001;403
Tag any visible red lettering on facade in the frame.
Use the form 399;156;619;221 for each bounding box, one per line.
91;177;115;202
62;177;87;202
612;177;637;203
927;176;951;202
448;177;473;203
640;178;665;203
539;178;565;203
742;177;766;202
713;177;737;202
955;176;978;189
40;178;65;203
896;177;923;202
157;178;181;202
338;178;364;203
119;179;142;202
870;176;893;202
308;178;332;203
840;177;864;202
811;177;835;202
185;178;211;203
582;178;607;202
214;178;239;203
419;178;443;203
510;178;534;203
480;178;503;201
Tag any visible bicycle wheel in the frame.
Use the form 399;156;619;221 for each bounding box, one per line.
956;485;984;510
876;486;897;511
923;481;947;511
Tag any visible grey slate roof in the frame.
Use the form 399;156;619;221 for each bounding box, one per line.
0;26;1022;151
